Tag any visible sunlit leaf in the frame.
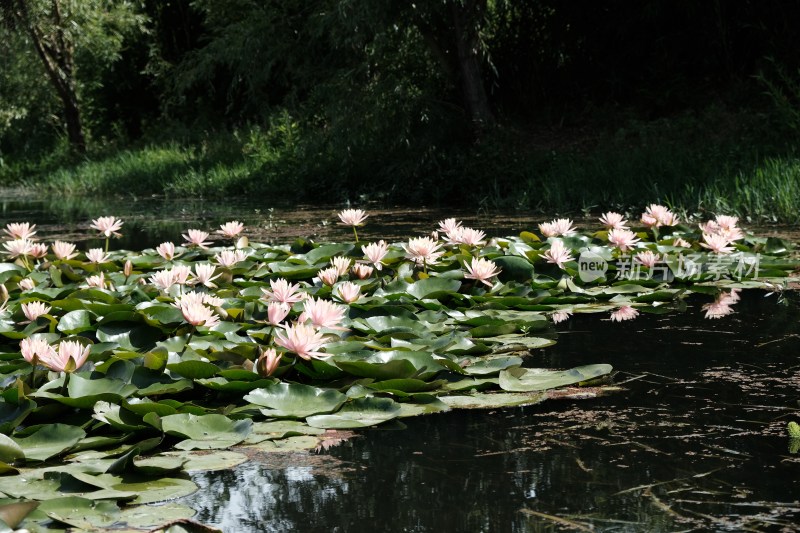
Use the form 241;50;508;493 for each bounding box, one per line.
245;383;346;418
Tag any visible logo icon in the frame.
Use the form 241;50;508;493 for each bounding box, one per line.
578;250;608;282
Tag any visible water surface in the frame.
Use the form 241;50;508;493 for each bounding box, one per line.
1;194;798;531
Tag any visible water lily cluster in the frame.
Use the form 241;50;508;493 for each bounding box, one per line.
0;205;794;530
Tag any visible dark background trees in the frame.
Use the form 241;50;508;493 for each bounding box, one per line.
1;0;799;205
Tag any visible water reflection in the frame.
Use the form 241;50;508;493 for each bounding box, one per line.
181;291;800;532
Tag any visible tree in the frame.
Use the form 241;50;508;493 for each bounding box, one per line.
0;0;146;153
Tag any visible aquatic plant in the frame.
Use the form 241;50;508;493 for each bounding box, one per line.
0;207;795;530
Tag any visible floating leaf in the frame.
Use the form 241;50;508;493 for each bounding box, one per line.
406;278;462;300
441;391;547;409
245;383;346;418
499;364;613;392
166;360;219;380
38;496;120;528
306;397;402;429
161;414;253;450
12;424;86;462
0;435;23;463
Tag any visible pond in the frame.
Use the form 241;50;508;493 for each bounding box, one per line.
179;289;800;532
0;194;798;532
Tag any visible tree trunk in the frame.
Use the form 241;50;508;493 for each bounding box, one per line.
451;0;494;134
9;0;87;153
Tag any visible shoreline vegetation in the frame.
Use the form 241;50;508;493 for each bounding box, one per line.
3;108;800;223
3;3;800;221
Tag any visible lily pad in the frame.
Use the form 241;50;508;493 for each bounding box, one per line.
161;413;253;450
498;364;613;392
245;383;347;418
12;424;86;462
306;397;402;429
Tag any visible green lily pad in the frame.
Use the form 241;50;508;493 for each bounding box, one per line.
244;421;326;444
166;360;219;380
406;278;462;300
38;496;120;528
161;414;253;450
441;391;547;409
12;424;86;462
245;383;347;418
0;434;24;463
156;450;248;472
498;364;613;392
196;377;275;392
56;310;94;335
306;397;402;429
462;355;522;375
115;502;196;529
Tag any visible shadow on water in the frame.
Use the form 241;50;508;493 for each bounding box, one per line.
179;291;800;532
1;194;799;531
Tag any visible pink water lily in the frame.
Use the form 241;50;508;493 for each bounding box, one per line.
261;278;305;305
317;266;340;287
640;204;678;227
156;242;176;261
635;250;661;268
335;281;361;303
18;278;35;291
437;218;463;241
607;229;640;252
90;216;124;238
4;222;37;241
150;269;175;291
214;249;248;267
404;236;444;267
191;263;221;288
551;311;572;324
3;239;33;258
29;243;48;259
274;322;328;360
21;301;51;322
352;263;374;279
543;240;574;269
599;212;628;230
330;256;352;276
39;340;91;373
20;337;51;364
700;233;734;254
463;257;502;287
85;272;107;289
449;227;486;246
338;209;368;226
299;297;347;329
539;218;576;238
256;347;282;377
362;241;388;270
85;248;110;264
179;300;220;328
218;221;244;239
182;229;212;249
610;305;639;322
52;241;78;260
266;301;290;326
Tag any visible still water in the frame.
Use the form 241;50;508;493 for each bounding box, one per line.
181;291;800;532
1;194;798;531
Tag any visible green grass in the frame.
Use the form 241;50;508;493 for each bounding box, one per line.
3;109;800;221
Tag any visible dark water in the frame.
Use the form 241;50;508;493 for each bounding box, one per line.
1;195;799;531
181;291;800;532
